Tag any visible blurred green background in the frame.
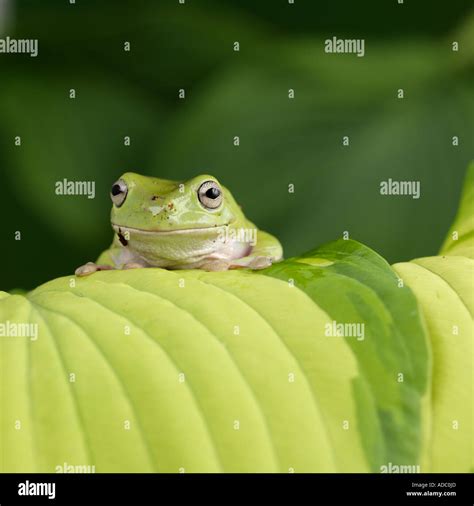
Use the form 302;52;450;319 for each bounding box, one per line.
1;0;473;291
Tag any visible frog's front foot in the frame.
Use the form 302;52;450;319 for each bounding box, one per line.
123;262;146;270
75;262;115;277
199;259;233;272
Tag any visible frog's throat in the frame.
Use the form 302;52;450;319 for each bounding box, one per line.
112;223;230;235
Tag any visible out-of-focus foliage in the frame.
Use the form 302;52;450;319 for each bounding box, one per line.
440;161;474;257
1;0;473;290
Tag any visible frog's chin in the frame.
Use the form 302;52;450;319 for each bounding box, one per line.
111;222;251;267
112;223;229;235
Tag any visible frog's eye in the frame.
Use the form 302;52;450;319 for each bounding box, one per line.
110;179;128;207
198;180;223;210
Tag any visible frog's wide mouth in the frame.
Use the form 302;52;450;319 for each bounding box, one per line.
112;223;229;235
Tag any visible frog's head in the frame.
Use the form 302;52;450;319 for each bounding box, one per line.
109;172;242;233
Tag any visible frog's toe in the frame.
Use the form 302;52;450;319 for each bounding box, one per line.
75;262;99;276
75;262;114;276
248;257;273;270
123;262;146;270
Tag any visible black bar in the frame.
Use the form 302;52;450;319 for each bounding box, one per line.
0;473;472;506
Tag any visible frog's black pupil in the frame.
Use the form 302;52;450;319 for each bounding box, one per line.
111;184;122;196
206;187;220;199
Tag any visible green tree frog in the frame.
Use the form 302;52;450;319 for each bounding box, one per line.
75;173;283;276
